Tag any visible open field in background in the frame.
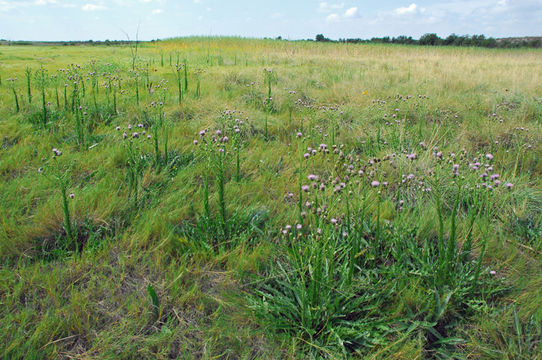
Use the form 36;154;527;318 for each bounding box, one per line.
0;38;541;359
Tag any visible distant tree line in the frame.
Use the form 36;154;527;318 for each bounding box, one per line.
314;33;542;48
0;39;163;46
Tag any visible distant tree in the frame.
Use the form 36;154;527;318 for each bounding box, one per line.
444;34;459;45
482;37;498;48
419;33;441;46
393;35;415;44
316;34;330;42
471;34;486;46
528;39;541;48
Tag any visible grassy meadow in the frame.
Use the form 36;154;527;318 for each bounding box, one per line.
0;38;541;359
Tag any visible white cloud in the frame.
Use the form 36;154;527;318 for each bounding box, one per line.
35;0;57;5
344;7;358;18
152;8;162;14
326;13;340;22
82;3;106;11
323;6;358;22
395;3;418;15
318;2;344;13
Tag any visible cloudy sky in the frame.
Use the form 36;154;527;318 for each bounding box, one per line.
0;0;541;41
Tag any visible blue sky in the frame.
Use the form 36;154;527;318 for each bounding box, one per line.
0;0;541;41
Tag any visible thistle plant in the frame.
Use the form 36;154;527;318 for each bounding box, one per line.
264;67;273;99
174;64;184;105
7;78;19;113
193;68;204;99
39;148;77;253
147;80;168;170
122;130;147;209
51;74;60;109
132;70;140;106
63;82;68;110
25;66;32;104
183;60;188;92
192;114;248;249
195;129;229;243
263;68;275;140
38;67;48;127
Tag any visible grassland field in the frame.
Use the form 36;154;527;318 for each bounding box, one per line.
0;38;541;359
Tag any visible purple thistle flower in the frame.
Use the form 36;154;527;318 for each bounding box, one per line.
371;180;380;187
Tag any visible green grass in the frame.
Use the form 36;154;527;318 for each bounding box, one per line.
0;38;541;359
